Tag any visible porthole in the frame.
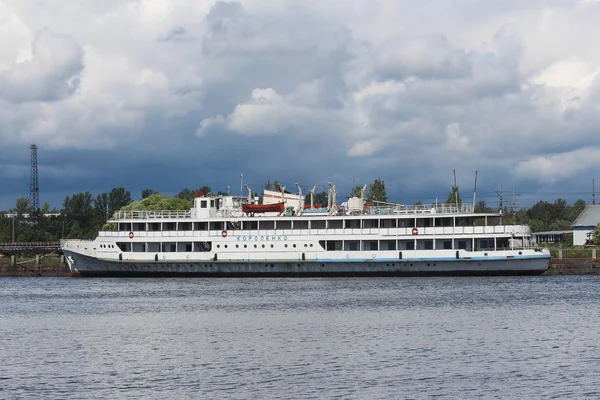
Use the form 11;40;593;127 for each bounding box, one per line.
217;245;220;248
236;244;239;248
244;244;247;248
285;244;288;248
304;244;308;248
224;245;228;249
309;244;313;247
270;244;274;248
262;244;265;248
518;251;522;255
254;244;257;248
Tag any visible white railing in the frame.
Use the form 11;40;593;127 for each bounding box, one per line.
112;210;192;220
364;203;474;215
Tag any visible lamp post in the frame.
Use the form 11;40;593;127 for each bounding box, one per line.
11;214;15;243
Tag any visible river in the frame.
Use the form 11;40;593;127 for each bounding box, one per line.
1;276;599;399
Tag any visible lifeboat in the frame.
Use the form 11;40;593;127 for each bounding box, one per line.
242;202;285;214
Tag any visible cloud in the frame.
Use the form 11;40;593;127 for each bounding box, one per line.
513;147;600;183
0;28;84;102
2;0;600;210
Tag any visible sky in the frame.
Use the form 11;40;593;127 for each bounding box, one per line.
1;0;600;211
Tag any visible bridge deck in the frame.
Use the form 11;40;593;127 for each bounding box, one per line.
0;242;62;255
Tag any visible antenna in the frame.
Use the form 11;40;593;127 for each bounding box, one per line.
512;186;517;225
239;173;243;197
593;179;596;205
29;144;40;212
472;171;478;211
453;169;458;208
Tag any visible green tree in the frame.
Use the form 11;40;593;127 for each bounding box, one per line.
13;197;30;217
445;186;462;207
367;179;387;203
264;180;273;191
141;189;156;199
121;193;192;211
175;188;194;201
109;187;132;211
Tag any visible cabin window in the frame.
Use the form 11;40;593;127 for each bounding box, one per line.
292;220;308;229
381;240;396;250
194;222;208;231
424;240;433;250
201;200;207;209
116;242;130;252
178;222;192;231
132;243;145;252
242;221;258;230
276;220;292;230
226;221;241;230
363;240;378;251
133;223;146;231
210;221;224;231
162;243;177;252
148;222;161;231
325;240;343;251
397;219;411;228
480;240;491;249
344;219;360;229
118;223;132;232
177;242;192;252
259;220;275;230
311;220;326;229
162;222;176;231
194;242;211;252
362;219;379;228
443;241;452;249
318;240;326;249
381;219;397;228
458;241;467;249
148;242;160;252
437;217;452;227
327;220;343;229
210;200;215;208
344;240;360;251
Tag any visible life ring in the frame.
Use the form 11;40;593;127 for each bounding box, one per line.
221;230;228;238
411;227;418;235
129;231;134;239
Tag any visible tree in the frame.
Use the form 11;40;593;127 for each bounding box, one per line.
141;189;156;199
474;200;492;213
367;179;387;203
94;192;110;220
175;188;194;201
109;187;132;211
264;180;273;191
198;186;211;196
121;193;192;211
445;186;462;207
13;197;30;217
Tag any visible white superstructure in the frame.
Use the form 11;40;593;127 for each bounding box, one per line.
61;187;551;277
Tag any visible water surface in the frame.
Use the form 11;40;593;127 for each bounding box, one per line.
1;276;599;399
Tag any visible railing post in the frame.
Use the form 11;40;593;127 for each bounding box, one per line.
11;255;16;266
36;255;40;265
558;249;563;259
593;248;597;259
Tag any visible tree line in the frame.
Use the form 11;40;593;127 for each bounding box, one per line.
0;180;590;243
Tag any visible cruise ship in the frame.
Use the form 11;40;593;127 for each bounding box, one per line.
60;184;551;277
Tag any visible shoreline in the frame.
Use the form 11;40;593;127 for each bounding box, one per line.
0;260;598;277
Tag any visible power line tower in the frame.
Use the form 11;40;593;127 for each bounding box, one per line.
29;144;40;212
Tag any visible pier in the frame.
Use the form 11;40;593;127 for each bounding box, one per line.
0;242;62;255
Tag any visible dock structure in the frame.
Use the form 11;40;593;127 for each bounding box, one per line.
0;242;62;255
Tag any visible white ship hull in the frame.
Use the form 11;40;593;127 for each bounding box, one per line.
62;246;550;277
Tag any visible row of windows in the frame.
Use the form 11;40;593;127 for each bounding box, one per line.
117;216;499;232
113;238;509;253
